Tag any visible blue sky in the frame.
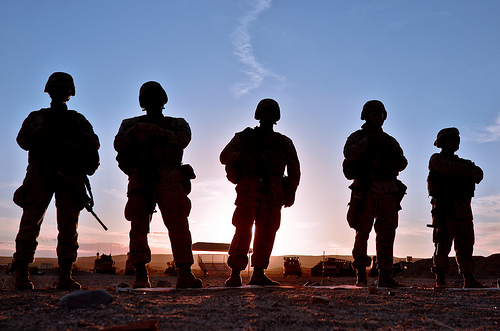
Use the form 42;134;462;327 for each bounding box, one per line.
1;1;500;259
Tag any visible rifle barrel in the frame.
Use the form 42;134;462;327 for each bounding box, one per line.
85;205;108;231
91;210;108;231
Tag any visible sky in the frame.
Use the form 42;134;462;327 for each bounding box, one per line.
1;1;500;260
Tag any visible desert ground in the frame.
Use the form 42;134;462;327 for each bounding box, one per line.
1;256;500;330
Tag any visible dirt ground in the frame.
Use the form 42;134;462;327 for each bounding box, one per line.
0;267;499;330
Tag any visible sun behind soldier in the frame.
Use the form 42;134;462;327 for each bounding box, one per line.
220;99;301;287
114;81;201;289
13;72;100;290
428;127;485;288
343;100;407;288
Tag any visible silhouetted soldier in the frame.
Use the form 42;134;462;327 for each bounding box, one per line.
221;99;300;286
428;127;484;288
13;72;100;290
114;81;201;289
343;100;407;287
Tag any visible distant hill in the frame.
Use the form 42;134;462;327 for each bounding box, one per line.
399;254;500;279
4;254;499;280
0;254;418;273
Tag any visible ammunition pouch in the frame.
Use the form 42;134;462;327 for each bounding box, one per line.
347;188;365;229
225;161;242;185
180;164;196;194
282;176;297;207
82;148;100;176
342;158;361;180
13;185;26;208
395;179;407;210
116;150;134;176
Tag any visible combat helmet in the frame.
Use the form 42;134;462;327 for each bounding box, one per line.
139;81;168;109
44;72;75;96
434;127;460;148
361;100;387;121
255;98;280;124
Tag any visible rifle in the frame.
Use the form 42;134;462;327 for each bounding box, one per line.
83;176;108;231
55;171;108;231
427;198;450;243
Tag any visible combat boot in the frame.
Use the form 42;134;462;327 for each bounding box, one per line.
355;267;367;287
463;273;486;288
176;265;202;289
248;267;280;286
377;269;405;288
133;263;150;288
15;261;34;290
435;272;446;289
56;262;81;290
224;268;242;287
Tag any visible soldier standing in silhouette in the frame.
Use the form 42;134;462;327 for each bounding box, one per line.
13;72;100;290
221;99;300;286
114;81;201;289
428;127;484;288
343;100;407;288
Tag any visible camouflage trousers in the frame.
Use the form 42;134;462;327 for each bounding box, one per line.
125;178;194;267
227;194;281;271
351;191;399;270
431;216;475;275
13;165;85;264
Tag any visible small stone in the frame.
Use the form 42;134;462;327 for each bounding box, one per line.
320;279;334;286
117;282;130;288
114;282;131;293
310;295;330;303
60;289;113;309
157;280;172;288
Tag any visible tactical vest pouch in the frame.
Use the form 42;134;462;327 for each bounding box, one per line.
346;189;365;229
342;158;361;180
282;176;297;207
180;164;196;194
13;185;26;208
427;171;440;197
83;148;100;176
395;179;407;205
116;149;136;176
346;190;364;229
225;161;242;184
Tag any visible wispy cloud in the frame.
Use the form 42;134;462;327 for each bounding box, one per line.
231;0;286;97
473;221;500;256
467;193;500;255
472;193;500;218
472;113;500;143
102;188;127;201
0;182;20;189
191;179;228;201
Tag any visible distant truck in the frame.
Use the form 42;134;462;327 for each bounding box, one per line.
164;261;178;276
311;258;355;277
393;256;413;274
93;253;116;274
283;257;302;277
